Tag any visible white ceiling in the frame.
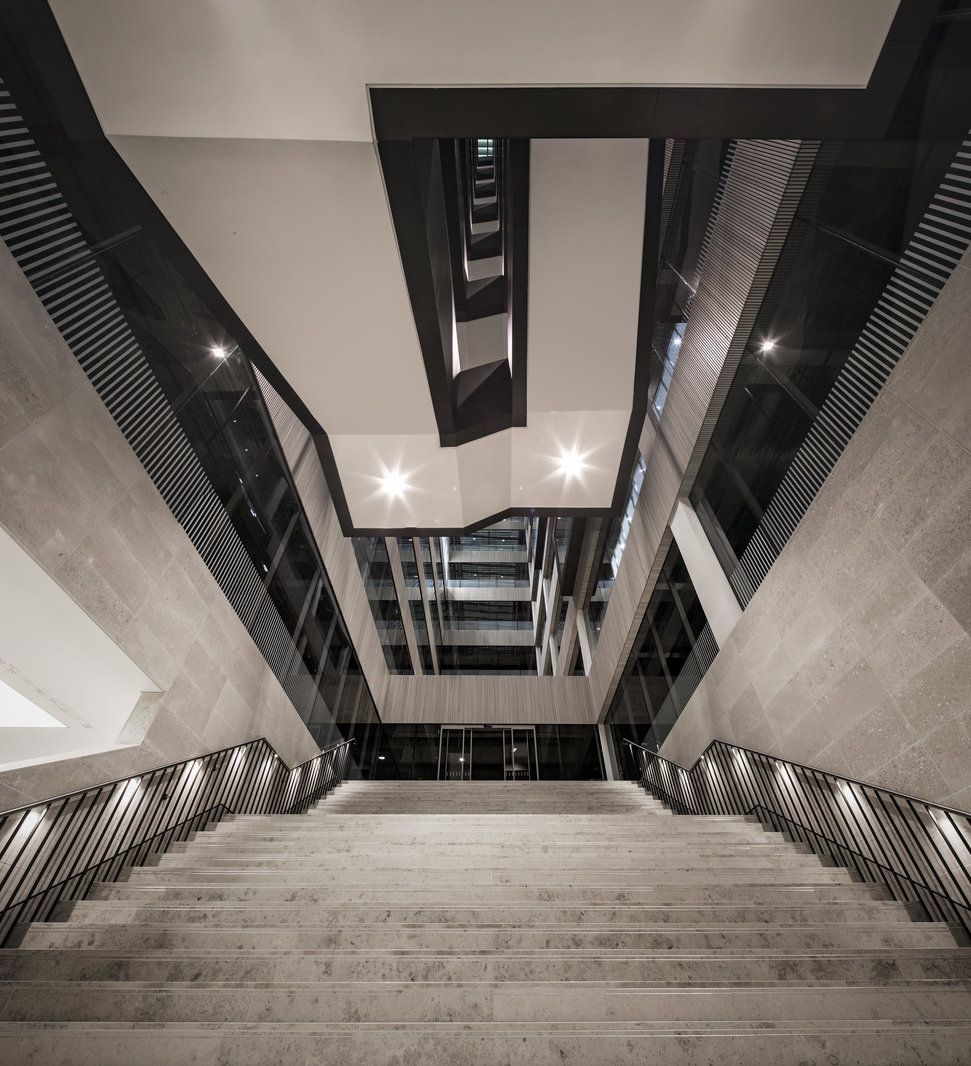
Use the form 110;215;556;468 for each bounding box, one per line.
0;527;157;769
49;0;900;530
50;0;899;143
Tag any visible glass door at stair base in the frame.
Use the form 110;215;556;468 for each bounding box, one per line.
438;727;470;780
504;727;537;780
472;730;504;780
438;726;538;780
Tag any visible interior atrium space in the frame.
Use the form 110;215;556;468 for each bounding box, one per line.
0;2;970;1059
0;0;968;793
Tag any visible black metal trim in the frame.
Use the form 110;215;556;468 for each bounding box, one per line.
377;137;529;449
377;139;456;440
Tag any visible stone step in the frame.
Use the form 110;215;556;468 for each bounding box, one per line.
213;814;770;826
332;781;641;787
164;838;809;854
108;866;854;888
198;835;781;848
244;804;668;811
316;801;659;808
320;793;658;799
314;803;663;809
316;797;662;801
5;779;968;1066
313;807;670;814
143;853;834;874
320;786;659;795
329;782;644;789
18;920;960;953
2;980;969;1024
308;807;680;815
218;812;759;823
203;827;779;843
259;814;703;824
1;946;967;984
150;851;821;869
239;808;739;816
160;847;812;864
321;791;657;800
225;816;778;830
1;1020;970;1066
319;798;658;802
59;897;926;928
296;785;659;791
84;880;889;904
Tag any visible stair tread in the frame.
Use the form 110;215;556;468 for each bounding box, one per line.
4;780;968;1064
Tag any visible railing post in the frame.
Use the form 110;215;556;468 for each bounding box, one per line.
620;736;971;941
0;736;359;946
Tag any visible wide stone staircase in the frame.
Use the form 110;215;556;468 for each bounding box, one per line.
1;780;969;1063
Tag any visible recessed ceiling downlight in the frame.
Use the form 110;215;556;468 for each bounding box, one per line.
380;469;409;498
556;449;586;480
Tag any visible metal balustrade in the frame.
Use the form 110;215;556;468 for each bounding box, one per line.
623;738;971;940
0;738;355;945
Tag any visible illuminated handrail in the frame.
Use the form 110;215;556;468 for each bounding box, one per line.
0;737;355;945
623;737;971;939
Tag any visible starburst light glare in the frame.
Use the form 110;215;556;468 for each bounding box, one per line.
380;469;409;498
556;449;585;479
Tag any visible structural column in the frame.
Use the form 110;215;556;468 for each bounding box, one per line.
669;500;742;647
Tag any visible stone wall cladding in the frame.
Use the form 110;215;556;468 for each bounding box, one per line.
659;248;971;810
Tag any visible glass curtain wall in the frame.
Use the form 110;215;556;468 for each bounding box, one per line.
397;537;436;673
422;517;539;673
686;15;971;604
587;453;646;646
437;646;536;673
378;517;542;675
606;542;716;754
352;539;413;673
367;724;604;780
651;139;735;416
394;513;589;676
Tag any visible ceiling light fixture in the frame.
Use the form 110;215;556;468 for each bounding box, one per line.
759;339;776;353
380;469;409;498
211;346;227;358
556;449;586;480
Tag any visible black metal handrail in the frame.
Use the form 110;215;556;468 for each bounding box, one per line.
0;736;355;945
623;737;971;939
